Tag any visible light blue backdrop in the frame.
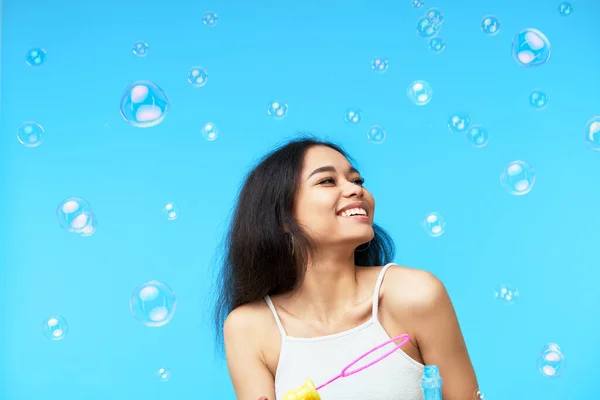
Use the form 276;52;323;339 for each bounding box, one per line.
1;0;598;398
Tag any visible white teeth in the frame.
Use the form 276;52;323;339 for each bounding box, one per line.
340;207;367;217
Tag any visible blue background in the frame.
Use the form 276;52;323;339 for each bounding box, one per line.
1;0;599;398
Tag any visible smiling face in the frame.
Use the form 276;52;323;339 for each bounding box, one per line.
293;145;375;248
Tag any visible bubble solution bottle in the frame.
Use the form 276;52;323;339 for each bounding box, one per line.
421;365;443;400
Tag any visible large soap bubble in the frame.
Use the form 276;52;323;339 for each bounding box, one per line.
511;29;551;68
120;80;169;128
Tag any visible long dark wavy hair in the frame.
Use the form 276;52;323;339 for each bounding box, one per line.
211;133;395;355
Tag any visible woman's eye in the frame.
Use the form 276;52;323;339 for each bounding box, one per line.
319;177;365;185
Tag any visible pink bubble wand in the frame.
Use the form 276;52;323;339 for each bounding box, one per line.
315;334;411;391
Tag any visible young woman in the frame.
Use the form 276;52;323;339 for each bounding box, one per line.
213;135;478;400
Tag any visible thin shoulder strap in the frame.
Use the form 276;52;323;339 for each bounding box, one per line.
264;295;288;337
372;263;397;319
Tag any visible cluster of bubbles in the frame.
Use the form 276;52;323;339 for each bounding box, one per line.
447;113;490;148
415;7;446;54
56;197;98;237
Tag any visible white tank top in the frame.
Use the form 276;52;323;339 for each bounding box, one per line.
264;263;425;400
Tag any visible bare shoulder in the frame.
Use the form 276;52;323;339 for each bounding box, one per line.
224;299;273;340
381;265;446;309
224;300;278;399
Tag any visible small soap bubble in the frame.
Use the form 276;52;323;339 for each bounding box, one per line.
130;281;177;327
412;0;424;8
367;125;386;144
538;346;566;378
425;8;444;25
428;37;445;53
201;122;219;141
344;108;363;124
500;160;536;195
187;67;208;87
56;197;95;234
132;41;149;57
407;80;433;106
202;11;218;26
447;114;471;133
163;202;180;220
423;212;445;237
156;368;172;382
120;80;169;128
583;116;600;151
416;16;441;38
371;58;389;72
43;316;68;340
17;121;45;147
512;29;551;68
267;101;289;118
481;16;501;35
25;48;47;67
558;2;573;16
466;125;489;148
529;90;549;110
494;284;519;305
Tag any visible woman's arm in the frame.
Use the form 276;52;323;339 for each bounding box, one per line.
224;307;277;400
409;271;479;400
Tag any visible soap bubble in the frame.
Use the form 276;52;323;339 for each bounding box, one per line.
267;101;289;118
416;16;441;38
56;197;95;234
371;58;388;72
584;116;600;151
367;125;386;144
132;41;149;57
43;316;68;340
511;29;551;68
558;2;573;16
130;281;177;327
466;125;489;148
481;16;501;35
156;368;172;382
500;160;536;195
344;108;363;124
17;121;44;147
538;346;566;378
494;284;519;305
428;37;446;53
412;0;424;8
447;114;471;133
423;212;445;237
25;48;47;67
163;202;180;220
187;67;208;87
120;80;169;128
529;90;549;110
201;122;219;141
425;8;444;25
407;80;433;106
202;11;218;27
